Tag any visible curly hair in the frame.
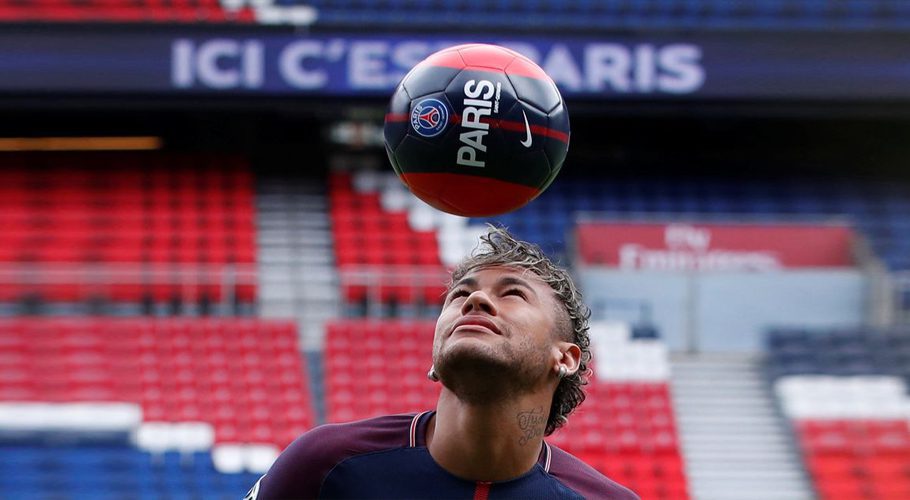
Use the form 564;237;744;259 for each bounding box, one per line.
448;225;592;435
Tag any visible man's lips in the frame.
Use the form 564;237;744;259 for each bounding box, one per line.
451;315;501;335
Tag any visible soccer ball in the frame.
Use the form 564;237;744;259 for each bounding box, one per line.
383;44;570;217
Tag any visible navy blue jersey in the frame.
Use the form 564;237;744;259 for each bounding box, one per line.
246;411;639;500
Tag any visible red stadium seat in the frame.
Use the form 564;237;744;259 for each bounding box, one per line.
0;318;312;446
330;173;445;307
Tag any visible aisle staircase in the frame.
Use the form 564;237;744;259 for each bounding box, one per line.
670;353;814;500
256;175;340;350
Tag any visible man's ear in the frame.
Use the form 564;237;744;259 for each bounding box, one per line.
552;342;582;378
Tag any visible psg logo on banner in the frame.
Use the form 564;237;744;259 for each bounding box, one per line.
410;98;449;137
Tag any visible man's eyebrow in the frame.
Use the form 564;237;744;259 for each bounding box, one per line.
497;276;539;298
451;277;478;290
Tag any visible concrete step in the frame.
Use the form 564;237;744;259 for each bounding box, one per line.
673;408;779;420
684;456;803;468
691;488;811;500
673;394;773;403
680;434;793;445
679;422;785;434
670;354;812;500
688;471;806;482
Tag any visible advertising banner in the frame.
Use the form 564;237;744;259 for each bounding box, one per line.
576;221;855;270
2;30;910;99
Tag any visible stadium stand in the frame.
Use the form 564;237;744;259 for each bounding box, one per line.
323;318;690;500
470;175;910;270
0;445;260;500
345;170;910;273
330;172;447;310
0;152;257;307
5;1;910;30
251;0;910;30
0;0;254;23
0;317;313;495
768;328;910;500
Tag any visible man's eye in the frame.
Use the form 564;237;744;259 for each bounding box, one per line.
449;289;470;299
504;288;526;299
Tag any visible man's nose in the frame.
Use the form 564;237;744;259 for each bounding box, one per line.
461;290;497;316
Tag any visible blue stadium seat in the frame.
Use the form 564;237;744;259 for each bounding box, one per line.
0;445;260;498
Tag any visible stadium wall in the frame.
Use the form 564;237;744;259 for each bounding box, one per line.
581;269;867;352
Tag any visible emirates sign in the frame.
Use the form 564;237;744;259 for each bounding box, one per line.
577;222;855;271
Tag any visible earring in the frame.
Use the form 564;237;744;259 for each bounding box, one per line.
427;366;440;382
557;365;568;380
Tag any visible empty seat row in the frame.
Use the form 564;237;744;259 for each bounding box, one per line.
0;1;253;23
768;328;910;500
330;173;446;306
0;153;258;303
0;319;313;449
0;446;259;499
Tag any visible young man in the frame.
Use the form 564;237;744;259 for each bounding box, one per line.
247;227;638;499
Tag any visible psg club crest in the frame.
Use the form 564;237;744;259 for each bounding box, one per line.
410;98;449;138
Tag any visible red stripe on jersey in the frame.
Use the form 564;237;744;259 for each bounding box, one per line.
473;482;491;500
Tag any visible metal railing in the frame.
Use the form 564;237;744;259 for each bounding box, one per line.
337;265;450;316
0;262;259;308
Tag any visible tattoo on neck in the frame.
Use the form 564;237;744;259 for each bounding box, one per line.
517;407;545;446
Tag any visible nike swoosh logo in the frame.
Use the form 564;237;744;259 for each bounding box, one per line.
520;110;533;148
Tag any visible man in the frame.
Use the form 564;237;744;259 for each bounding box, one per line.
248;227;638;499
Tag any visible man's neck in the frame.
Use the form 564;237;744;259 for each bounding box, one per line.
426;389;551;482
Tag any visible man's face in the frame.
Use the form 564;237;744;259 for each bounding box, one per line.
432;265;563;401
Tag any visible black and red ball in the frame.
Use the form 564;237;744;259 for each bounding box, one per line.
384;44;570;217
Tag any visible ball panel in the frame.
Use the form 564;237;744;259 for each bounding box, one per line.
385;144;403;178
420;47;466;69
400;172;542;217
403;92;455;141
544;102;570;172
506;72;562;114
402;65;462;100
506;148;553;191
504;55;553;82
383;85;412;150
499;100;548;156
456;44;520;71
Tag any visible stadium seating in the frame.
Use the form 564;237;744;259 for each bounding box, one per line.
0;445;259;500
0;0;254;23
466;176;910;270
0;318;313;450
330;172;447;307
277;0;910;30
0;152;257;305
323;319;439;422
5;0;910;30
768;329;910;500
323;318;690;500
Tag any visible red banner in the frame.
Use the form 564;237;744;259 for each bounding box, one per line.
576;222;855;270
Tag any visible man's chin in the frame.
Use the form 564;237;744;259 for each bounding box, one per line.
435;346;518;404
437;339;504;372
